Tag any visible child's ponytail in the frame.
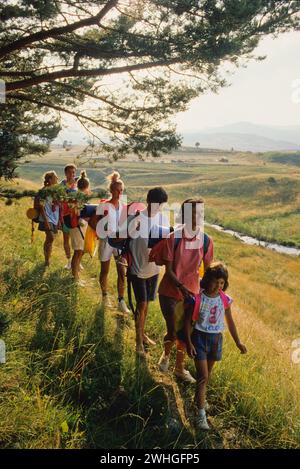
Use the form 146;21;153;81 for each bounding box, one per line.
77;170;90;191
107;171;124;192
43;171;57;187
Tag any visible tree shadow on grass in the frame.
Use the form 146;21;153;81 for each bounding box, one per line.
2;259;196;449
29;269;78;352
1;261;47;300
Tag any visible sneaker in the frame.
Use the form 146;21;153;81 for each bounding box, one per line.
174;369;196;384
102;294;113;308
158;352;170;372
64;259;72;270
118;299;130;314
195;413;210;431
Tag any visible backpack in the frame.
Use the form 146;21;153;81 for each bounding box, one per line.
26;195;40;223
149;230;211;266
175;289;231;336
26;196;41;244
106;203;146;264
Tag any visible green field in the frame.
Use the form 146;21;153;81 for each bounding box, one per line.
18;147;300;247
0;168;300;448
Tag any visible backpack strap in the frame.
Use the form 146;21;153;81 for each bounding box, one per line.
192;292;202;322
184;292;202;323
219;289;231;309
203;233;210;255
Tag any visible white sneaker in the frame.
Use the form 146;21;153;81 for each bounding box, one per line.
195;412;210;431
118;299;130;314
158;352;170;372
174;369;196;384
64;259;72;270
102;294;113;308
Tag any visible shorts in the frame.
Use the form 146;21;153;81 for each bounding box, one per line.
62;223;70;234
98;238;120;262
38;222;58;234
130;274;159;304
191;330;223;361
70;222;88;251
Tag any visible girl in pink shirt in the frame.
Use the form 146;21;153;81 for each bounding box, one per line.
158;198;214;383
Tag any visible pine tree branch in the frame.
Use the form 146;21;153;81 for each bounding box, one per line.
0;0;118;60
5;59;179;92
6;92;147;136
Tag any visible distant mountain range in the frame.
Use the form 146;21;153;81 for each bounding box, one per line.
182;122;300;152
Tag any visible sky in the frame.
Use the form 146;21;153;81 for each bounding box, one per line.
55;31;300;144
175;31;300;132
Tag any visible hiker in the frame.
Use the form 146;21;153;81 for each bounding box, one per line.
157;198;214;383
97;171;130;313
128;187;170;357
37;171;60;267
69;171;90;286
183;262;247;430
60;163;78;269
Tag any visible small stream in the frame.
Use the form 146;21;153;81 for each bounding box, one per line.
206;223;300;257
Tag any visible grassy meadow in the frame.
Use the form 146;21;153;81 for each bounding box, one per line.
0;163;300;448
18;147;300;248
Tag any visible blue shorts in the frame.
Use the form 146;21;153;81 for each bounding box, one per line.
192;330;223;361
38;222;58;234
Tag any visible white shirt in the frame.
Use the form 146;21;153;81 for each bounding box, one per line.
194;292;233;334
96;201;124;239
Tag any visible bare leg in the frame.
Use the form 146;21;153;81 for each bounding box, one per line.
72;250;83;280
135;301;147;354
116;262;126;298
175;340;186;373
207;360;215;380
99;259;110;296
44;231;54;266
159;295;177;357
194;359;214;410
142;303;156;345
63;231;71;260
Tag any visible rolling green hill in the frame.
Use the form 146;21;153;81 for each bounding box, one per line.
16;148;300;248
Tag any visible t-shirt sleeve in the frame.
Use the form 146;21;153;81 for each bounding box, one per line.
224;294;233;309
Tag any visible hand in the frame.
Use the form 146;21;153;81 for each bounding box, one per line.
179;284;193;299
186;342;197;359
237;342;247;354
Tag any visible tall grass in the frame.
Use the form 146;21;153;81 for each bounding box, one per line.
0;182;300;448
